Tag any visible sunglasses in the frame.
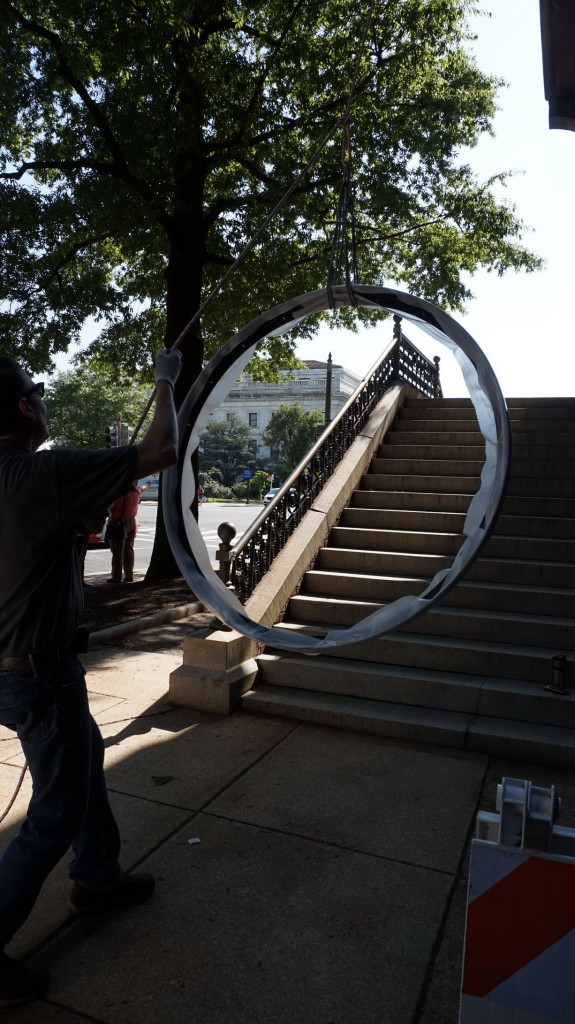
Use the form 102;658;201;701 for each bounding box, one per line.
21;381;45;399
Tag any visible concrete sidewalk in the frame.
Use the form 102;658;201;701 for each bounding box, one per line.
1;624;575;1024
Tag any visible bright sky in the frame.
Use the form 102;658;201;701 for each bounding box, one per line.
300;0;575;399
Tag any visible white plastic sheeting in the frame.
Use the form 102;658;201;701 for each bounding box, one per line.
163;285;510;653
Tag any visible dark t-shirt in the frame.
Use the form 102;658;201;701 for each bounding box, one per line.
0;442;139;655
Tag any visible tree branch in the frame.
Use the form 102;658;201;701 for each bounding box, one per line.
238;0;309;139
0;158;120;181
0;0;167;222
39;232;113;290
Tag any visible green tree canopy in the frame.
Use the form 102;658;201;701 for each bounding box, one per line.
45;366;151;449
199;415;256;487
263;402;324;472
0;0;541;399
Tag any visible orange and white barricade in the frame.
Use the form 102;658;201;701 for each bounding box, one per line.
460;778;575;1024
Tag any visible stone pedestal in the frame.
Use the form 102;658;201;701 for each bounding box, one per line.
168;628;258;714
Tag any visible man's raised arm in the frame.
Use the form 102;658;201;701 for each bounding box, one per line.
135;349;182;478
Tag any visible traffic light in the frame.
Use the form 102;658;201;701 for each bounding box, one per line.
119;424;133;445
105;425;117;448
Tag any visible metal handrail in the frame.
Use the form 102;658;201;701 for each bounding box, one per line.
228;317;441;601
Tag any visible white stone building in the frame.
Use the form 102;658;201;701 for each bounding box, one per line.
208;359;362;463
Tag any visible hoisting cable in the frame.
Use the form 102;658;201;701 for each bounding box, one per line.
326;117;359;307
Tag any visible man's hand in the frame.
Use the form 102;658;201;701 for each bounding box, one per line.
153;348;182;388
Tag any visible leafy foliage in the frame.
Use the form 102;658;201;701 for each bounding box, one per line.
198;467;234;500
44;366;151;449
0;0;541;393
233;468;272;500
199;415;256;486
262;401;325;473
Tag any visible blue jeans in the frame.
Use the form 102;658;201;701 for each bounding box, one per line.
0;657;122;948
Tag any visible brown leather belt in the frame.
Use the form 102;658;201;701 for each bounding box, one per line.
0;646;77;673
0;655;34;671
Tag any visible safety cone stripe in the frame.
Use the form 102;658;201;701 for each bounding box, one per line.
463;853;575;998
461;991;570;1024
468;844;528;902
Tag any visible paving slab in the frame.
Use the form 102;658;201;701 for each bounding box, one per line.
0;728;24;761
100;707;296;809
34;813;453;1024
80;647;182;700
209;723;488;872
0;761;30;810
93;694;174;726
3;787;191;959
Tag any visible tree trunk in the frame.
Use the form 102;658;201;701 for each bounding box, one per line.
145;203;205;584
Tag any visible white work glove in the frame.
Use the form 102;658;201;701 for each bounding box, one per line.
153;348;182;388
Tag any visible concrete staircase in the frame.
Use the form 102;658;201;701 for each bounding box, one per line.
242;397;575;768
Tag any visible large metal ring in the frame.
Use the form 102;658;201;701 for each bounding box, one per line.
163;285;510;652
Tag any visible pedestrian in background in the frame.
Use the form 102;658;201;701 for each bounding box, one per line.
107;480;149;583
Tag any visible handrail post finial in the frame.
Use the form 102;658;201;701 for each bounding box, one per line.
216;522;237;588
433;355;442;398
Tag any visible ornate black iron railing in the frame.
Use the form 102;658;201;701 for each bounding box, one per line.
228;317;441;602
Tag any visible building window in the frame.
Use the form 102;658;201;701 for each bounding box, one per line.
248;413;258;427
226;413;234;422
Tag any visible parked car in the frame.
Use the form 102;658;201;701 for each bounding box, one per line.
263;486;297;504
138;475;159;500
86;527;108;550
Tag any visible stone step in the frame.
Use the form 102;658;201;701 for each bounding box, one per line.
371;457;484;475
359;473;479;494
481;533;575;563
316;547;575;588
329;526;462;555
398;407;479;422
256;653;575;727
363;473;574;498
341;507;467;533
352;488;575;519
269;621;573;686
241;685;575;770
401;402;575;421
506;397;575;406
302;570;575;617
354;487;473;512
405;397;575;409
371;457;574;480
397;414;575;430
329;525;575;563
340;506;575;540
388;429;575;447
380;442;575;462
286;594;575;648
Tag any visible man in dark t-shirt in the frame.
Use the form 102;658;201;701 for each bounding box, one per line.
0;349;181;1007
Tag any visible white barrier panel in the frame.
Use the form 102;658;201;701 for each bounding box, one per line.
460;841;575;1023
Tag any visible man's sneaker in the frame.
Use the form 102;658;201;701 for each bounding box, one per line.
0;953;50;1008
68;871;155;916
